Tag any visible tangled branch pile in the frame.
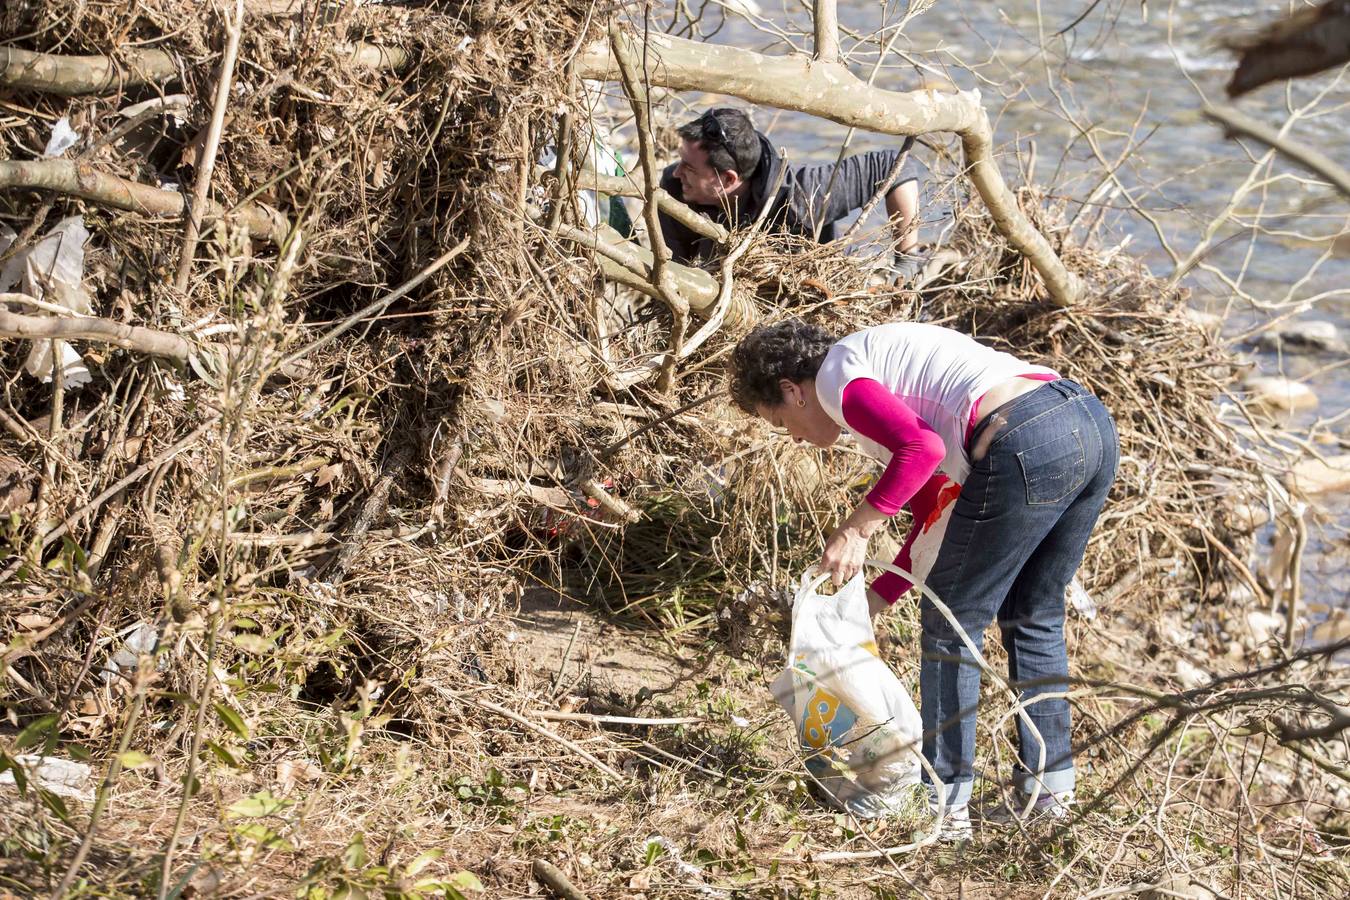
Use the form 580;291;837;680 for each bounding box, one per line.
0;1;1345;896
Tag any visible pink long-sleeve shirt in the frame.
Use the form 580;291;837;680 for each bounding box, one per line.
840;374;1055;603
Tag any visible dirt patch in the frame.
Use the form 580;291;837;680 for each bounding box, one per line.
509;589;699;703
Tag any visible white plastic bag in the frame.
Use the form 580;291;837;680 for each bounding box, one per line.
771;570;922;818
0;216;94;388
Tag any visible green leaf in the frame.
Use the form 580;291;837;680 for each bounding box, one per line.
231;822;293;851
117;751;154;770
15;714;57;751
404;849;443;878
40;789;72;824
343;834;367;870
60;536;88;571
226;790;291;819
3;756;28;794
206;740;243;768
445;872;482;893
214;703;250;740
230;632;274;654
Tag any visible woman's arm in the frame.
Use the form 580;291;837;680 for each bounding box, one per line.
819;378;946;585
869;472;952;604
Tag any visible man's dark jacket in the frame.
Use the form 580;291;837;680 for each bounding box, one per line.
657;132;920;264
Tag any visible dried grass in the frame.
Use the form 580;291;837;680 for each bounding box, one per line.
0;2;1345;897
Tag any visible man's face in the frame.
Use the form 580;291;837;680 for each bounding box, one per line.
673;139;735;206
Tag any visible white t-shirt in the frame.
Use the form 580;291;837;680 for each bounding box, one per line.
814;323;1058;488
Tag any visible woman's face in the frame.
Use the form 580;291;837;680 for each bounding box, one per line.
756;378;842;448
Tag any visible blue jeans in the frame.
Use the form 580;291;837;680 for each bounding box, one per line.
919;380;1118;806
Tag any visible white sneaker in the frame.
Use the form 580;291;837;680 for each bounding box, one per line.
917;799;972;842
980;790;1074;825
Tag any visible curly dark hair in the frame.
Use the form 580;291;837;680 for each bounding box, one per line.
728;320;838;414
676;108;762;180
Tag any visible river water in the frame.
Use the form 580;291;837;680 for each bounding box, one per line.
666;0;1349;614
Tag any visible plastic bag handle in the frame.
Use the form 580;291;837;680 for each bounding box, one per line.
801;567;832;594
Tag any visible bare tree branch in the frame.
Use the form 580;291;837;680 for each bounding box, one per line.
555;223;724;313
0;159;289;244
0;38;407;96
570;167;729;242
175;0;246;291
609;20;691;392
814;0;841;63
1203;103;1350;199
0;306;192;361
579;30;1083;305
0;45;175;95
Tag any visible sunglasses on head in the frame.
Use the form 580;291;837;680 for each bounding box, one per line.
698;111;740;172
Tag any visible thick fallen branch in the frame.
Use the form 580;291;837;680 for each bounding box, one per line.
0;39;408;96
556;223;728;315
577;479;641;524
532;859;590;900
0;46;176;96
1203;103;1350;199
0;307;192;360
571;167;729;242
0;160;289;245
339;42;410;71
578;30;1083;306
0;296;316;385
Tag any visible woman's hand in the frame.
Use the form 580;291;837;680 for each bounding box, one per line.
819;499;890;587
821;524;869;586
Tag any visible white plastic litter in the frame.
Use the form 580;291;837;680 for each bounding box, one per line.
0;754;94;801
771;571;922;818
117;93;190;124
101;621;160;683
0;216;95;389
643;836;727;898
43;117;80;158
537;126;629;229
1067;577;1098;620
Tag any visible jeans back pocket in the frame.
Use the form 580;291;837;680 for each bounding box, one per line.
1016;428;1086;506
